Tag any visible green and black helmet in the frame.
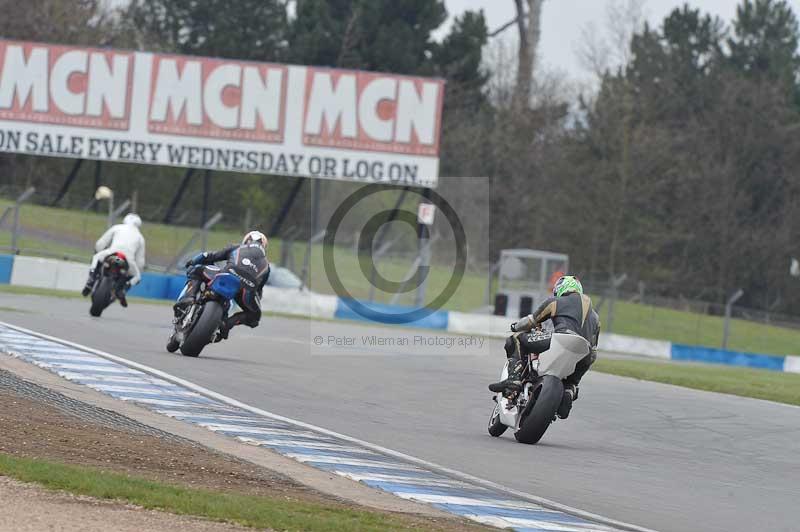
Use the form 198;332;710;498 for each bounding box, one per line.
553;275;583;297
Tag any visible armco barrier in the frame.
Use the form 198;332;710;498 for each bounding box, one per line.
2;254;800;373
671;344;787;372
128;272;183;300
447;311;508;337
784;355;800;374
261;286;337;320
10;255;87;291
600;333;671;359
0;255;12;284
334;299;449;329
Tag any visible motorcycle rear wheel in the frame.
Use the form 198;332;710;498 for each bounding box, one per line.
179;301;224;357
89;277;113;317
514;375;563;444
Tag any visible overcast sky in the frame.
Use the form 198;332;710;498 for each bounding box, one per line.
441;0;800;83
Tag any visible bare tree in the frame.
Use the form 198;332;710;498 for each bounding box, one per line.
512;0;545;110
0;0;119;45
577;0;646;78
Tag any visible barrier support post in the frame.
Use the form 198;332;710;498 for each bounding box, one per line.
10;187;35;253
722;289;744;350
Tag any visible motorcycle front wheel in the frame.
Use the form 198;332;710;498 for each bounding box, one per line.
514;375;563;444
179;300;224;357
488;401;508;437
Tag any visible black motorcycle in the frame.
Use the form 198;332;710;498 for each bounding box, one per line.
88;252;130;317
166;265;242;357
488;329;590;444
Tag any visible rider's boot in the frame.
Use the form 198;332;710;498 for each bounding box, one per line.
213;320;232;343
81;269;97;297
557;383;578;419
488;357;524;395
115;282;129;308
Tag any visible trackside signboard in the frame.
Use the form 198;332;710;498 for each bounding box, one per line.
0;40;443;187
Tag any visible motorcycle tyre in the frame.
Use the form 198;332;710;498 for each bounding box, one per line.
89;277;113;317
514;375;563;444
488;401;508;437
180;301;223;357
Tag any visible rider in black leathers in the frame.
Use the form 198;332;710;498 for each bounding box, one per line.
175;231;270;341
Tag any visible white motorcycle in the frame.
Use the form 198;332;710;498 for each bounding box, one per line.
488;330;590;444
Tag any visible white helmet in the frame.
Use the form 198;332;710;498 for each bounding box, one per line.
123;213;142;228
242;230;268;251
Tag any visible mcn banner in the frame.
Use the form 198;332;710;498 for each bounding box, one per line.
0;40;444;187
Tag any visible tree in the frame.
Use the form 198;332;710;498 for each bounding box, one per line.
729;0;800;78
512;0;545;110
578;0;646;78
432;10;489;113
127;0;288;60
728;0;800;103
432;11;488;88
0;0;120;45
288;0;446;72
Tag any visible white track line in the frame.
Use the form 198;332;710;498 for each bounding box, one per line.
0;320;658;532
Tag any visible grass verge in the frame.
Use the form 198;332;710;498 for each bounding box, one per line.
593;358;800;407
0;453;455;531
597;300;800;359
0;283;170;305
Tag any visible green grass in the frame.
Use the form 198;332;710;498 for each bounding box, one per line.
0;453;454;531
0;198;252;264
594;358;800;406
597;299;800;357
0;283;171;305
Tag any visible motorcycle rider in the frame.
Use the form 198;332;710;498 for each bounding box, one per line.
81;213;146;307
489;275;600;418
174;230;270;341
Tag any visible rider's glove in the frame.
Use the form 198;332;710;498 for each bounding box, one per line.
185;252;206;269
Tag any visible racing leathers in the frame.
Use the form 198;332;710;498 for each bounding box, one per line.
82;222;146;304
176;243;270;340
489;292;600;401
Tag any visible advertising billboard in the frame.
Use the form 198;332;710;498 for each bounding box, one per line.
0;40;444;187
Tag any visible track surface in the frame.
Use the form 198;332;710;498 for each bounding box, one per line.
1;294;798;532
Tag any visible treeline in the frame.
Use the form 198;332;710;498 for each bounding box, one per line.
454;0;800;314
2;0;800;314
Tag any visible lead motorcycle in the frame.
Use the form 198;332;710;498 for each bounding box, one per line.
488;329;590;444
166;265;242;357
88;252;130;317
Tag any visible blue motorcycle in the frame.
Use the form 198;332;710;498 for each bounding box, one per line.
167;265;241;357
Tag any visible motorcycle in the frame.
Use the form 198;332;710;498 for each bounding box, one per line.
88;252;130;317
488;329;590;444
166;265;241;357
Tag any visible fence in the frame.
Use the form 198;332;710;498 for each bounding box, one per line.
0;185;492;309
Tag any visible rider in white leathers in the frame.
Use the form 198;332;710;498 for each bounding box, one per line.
81;213;146;306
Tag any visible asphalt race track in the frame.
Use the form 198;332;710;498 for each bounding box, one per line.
0;294;798;532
